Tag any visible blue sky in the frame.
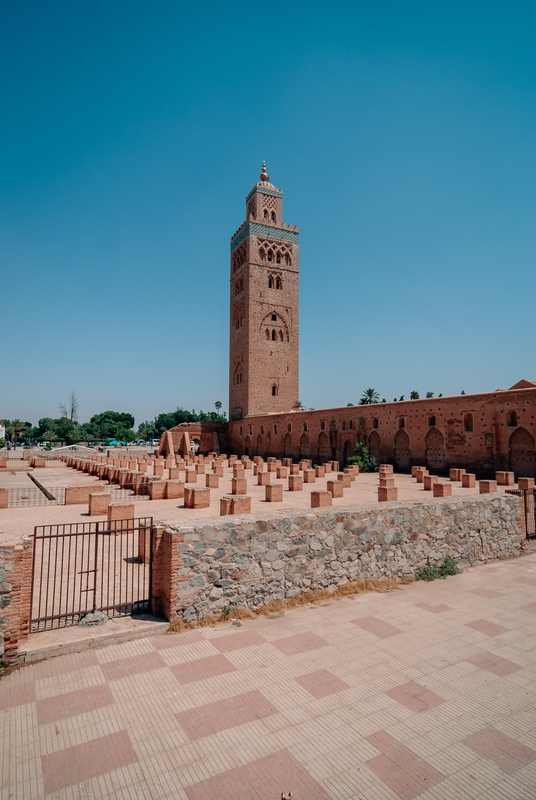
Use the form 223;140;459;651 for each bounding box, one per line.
2;1;535;426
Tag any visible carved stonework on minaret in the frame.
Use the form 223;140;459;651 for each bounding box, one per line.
229;163;299;419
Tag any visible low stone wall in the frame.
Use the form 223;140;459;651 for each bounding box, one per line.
0;534;33;670
160;494;524;622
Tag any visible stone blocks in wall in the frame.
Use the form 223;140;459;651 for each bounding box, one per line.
184;487;210;509
327;480;344;498
206;473;219;489
65;485;105;505
462;473;476;488
288;475;303;491
480;480;498;494
433;483;452;497
265;483;283;502
257;471;270;486
311;490;332;508
149;481;166;500
165;481;185;499
519;477;535;489
378;486;398;502
185;470;197;483
303;469;316;483
423;475;439;491
163;494;524;624
89;492;110;516
496;471;515;486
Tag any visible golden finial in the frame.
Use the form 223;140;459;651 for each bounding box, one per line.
260;161;269;182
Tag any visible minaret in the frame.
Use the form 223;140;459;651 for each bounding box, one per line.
229;162;299;419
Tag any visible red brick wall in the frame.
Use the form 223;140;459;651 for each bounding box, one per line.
229;387;536;478
0;534;33;669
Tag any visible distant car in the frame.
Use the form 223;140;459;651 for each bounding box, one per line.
151;439;159;446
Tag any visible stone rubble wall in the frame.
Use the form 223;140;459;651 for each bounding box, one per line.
162;495;524;622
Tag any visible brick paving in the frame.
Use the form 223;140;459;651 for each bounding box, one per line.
1;551;535;799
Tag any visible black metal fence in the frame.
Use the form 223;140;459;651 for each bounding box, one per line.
30;517;153;632
505;488;536;538
8;487;66;507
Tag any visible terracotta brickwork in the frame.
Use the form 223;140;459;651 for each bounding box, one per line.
229;163;299;420
228;385;536;479
0;534;33;669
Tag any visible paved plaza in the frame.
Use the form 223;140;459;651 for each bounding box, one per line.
0;465;513;538
1;550;535;799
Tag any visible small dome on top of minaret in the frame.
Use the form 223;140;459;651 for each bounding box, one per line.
260;161;269;182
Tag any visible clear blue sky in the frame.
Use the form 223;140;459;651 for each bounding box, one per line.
2;0;535;427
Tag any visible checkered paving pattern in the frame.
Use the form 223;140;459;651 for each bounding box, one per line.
1;552;536;799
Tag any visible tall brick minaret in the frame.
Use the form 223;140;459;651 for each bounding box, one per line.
229;163;299;420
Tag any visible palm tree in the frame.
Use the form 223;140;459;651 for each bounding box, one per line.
360;388;380;405
410;391;420;399
9;419;29;444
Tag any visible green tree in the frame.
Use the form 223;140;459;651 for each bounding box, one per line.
347;442;378;472
410;391;420;400
8;419;30;444
426;392;434;398
359;388;380;405
90;411;135;440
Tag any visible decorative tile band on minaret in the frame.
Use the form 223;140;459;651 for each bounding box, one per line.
229;163;299;421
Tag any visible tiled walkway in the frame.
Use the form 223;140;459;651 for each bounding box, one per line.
1;553;536;799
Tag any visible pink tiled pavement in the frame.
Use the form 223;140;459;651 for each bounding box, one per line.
2;551;536;799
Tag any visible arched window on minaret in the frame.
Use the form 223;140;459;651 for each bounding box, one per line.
271;211;276;222
272;385;278;396
268;276;274;288
276;277;282;290
271;329;276;341
264;209;268;219
279;330;284;342
265;329;270;340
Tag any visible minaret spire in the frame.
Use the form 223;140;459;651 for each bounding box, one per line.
260;161;269;182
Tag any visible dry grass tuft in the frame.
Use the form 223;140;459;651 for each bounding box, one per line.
165;576;409;635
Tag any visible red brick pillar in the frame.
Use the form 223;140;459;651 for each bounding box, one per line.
0;535;33;668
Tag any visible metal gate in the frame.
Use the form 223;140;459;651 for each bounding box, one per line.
506;489;536;538
30;517;153;632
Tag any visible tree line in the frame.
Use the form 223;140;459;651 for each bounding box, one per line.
1;394;226;446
